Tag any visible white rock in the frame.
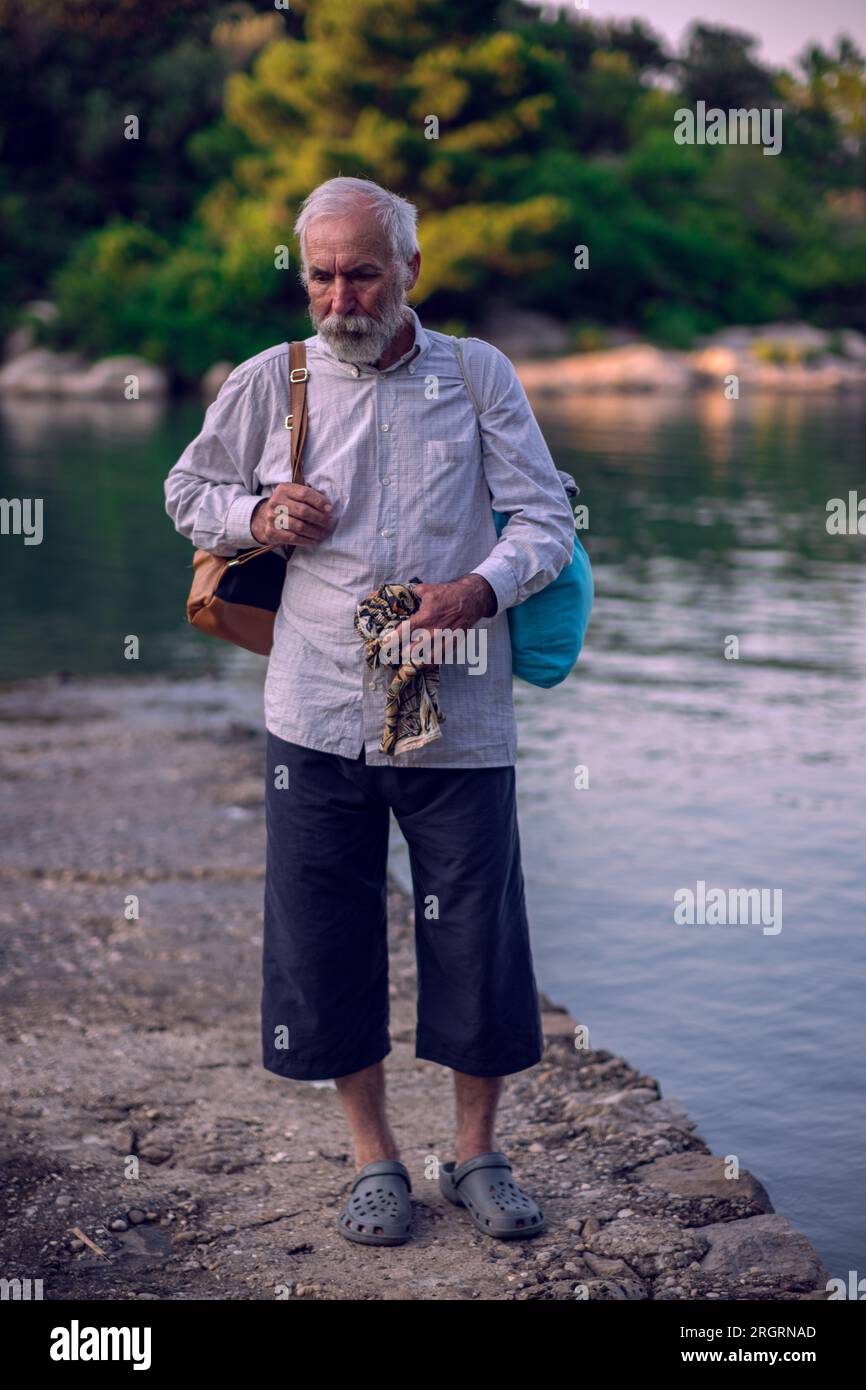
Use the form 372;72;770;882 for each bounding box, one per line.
0;348;167;398
201;361;234;399
839;329;866;360
517;344;695;395
753;321;829;349
0;348;87;394
65;356;168;399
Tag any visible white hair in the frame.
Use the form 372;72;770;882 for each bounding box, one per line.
293;176;419;284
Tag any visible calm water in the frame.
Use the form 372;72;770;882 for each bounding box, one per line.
2;389;864;1280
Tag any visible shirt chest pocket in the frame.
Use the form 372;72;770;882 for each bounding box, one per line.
420;439;480;535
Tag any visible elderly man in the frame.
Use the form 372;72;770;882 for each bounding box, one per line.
165;176;574;1246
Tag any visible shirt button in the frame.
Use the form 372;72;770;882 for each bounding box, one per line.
381;528;392;538
381;476;391;486
381;423;390;432
409;366;416;375
351;366;359;377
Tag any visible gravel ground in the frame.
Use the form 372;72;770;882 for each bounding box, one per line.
0;675;829;1301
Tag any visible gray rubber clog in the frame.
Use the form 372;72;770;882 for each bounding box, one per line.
440;1151;545;1239
337;1159;413;1246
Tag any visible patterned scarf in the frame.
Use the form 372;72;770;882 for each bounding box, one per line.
354;577;445;756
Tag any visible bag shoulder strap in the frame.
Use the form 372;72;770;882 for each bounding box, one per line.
287;340;309;482
451;333;580;503
240;341;309;562
451;335;482;418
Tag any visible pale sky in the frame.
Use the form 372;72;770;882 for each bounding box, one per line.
542;1;866;68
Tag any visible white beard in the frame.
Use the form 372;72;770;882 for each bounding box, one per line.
312;284;409;365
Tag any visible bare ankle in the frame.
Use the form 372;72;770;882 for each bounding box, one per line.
355;1141;400;1171
455;1140;496;1167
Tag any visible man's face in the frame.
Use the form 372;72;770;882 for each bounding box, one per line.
303;209;417;364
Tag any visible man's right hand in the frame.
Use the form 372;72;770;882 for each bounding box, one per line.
250;483;335;547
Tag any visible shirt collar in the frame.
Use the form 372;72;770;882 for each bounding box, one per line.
314;306;429;376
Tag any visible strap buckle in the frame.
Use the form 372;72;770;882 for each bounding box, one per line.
289;367;308;383
284;414;293;430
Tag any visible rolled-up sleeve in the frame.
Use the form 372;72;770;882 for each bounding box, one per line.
467;342;575;616
164;364;272;556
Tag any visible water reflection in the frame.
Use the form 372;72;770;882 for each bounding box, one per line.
1;396;168;454
514;389;865;1277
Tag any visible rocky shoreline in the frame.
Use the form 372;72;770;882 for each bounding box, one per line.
2;302;864;399
515;336;866;396
0;675;828;1300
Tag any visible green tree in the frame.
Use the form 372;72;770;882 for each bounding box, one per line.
0;0;288;332
16;0;865;370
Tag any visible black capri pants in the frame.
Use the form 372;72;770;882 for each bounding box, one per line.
261;732;544;1081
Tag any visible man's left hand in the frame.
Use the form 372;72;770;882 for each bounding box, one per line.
408;575;497;641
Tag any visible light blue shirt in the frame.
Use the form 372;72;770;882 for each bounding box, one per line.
165;308;574;765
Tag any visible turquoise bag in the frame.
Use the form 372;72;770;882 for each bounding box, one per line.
453;339;594;688
492;508;593;687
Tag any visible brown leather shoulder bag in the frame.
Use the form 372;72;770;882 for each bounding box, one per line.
185;341;309;656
